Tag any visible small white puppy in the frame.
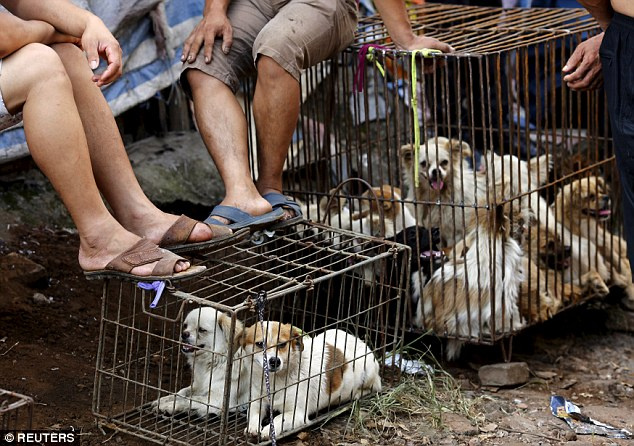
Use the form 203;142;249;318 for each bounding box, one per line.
241;322;382;439
152;307;249;417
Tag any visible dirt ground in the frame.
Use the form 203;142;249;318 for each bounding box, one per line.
1;204;633;445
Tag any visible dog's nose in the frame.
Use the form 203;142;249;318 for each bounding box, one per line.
268;357;281;371
181;331;190;340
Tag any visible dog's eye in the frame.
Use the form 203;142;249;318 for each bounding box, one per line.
421;160;427;168
277;342;287;349
198;327;207;333
588;194;595;200
255;341;264;349
440;160;449;168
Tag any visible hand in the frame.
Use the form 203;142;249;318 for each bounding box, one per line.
562;33;604;91
182;13;233;64
399;35;454;74
80;16;123;87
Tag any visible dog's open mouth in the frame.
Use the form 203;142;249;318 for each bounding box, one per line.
181;343;203;354
429;179;445;191
583;207;611;221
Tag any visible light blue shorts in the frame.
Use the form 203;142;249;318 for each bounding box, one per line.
0;58;24;131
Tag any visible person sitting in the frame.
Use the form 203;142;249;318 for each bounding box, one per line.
0;0;242;281
179;0;453;230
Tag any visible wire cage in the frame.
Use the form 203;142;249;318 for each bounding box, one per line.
238;4;631;357
93;222;409;445
0;389;34;432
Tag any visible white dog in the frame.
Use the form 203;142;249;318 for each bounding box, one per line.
241;322;382;439
152;307;249;417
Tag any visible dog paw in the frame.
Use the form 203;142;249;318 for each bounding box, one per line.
582;271;610;298
153;396;178;414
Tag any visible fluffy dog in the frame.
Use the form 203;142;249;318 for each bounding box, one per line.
242;322;381;439
152;307;249;417
401;136;480;246
553;176;634;304
512;209;608;322
413;205;526;360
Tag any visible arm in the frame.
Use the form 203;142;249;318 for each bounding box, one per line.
0;0;122;86
182;0;234;64
372;0;452;53
0;12;77;58
562;0;612;91
577;0;613;30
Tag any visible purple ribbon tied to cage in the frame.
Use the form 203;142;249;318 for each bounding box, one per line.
353;43;389;93
137;281;166;308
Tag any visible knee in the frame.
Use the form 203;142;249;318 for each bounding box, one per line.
19;44;70;89
256;56;294;84
50;42;85;65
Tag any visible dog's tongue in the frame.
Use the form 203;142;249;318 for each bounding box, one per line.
599;209;611;217
431;180;444;190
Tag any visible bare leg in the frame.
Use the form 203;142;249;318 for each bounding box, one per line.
0;44;189;274
253;56;300;219
186;69;272;224
51;43;216;244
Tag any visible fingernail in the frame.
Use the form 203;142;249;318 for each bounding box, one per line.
90;60;98;70
205;57;210;63
223;47;229;54
181;54;186;61
562;65;568;71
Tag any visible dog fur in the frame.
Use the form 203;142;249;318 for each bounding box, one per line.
401;136;480;247
152;307;248;417
241;322;381;439
553;176;634;303
413;205;526;360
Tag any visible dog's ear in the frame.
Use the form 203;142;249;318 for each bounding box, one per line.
291;326;305;352
448;139;472;159
400;144;413;163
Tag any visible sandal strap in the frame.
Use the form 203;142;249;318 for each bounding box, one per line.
105;238;184;275
159;215;197;248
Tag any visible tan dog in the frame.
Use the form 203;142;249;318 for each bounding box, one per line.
512;209;609;322
401;136;480;247
351;185;416;238
241;322;381;439
553;176;634;304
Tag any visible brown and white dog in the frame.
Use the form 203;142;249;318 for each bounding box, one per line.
152;307;249;417
512;208;609;322
401;136;482;247
241;322;381;439
413;205;526;360
553;176;634;304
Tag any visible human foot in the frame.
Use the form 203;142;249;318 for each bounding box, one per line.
261;191;304;226
79;231;198;279
204;196;275;226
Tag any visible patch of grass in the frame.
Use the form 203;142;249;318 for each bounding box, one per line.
345;341;484;439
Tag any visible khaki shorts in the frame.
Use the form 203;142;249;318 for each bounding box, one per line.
181;0;358;94
0;59;24;131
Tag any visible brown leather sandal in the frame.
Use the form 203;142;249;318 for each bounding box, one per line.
158;215;248;253
84;238;206;282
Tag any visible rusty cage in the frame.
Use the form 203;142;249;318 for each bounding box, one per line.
241;4;630;358
92;223;409;445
